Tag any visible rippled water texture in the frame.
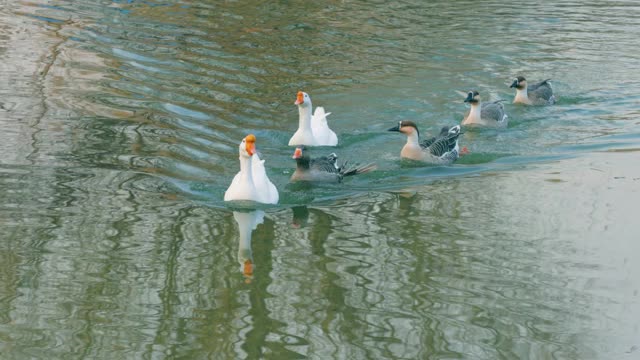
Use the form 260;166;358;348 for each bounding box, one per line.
1;1;640;359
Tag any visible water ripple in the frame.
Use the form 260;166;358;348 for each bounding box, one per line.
2;0;640;359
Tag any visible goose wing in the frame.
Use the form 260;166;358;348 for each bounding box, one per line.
481;101;506;122
310;155;340;174
251;154;279;204
528;80;554;102
428;134;459;157
420;135;438;149
528;79;551;92
311;107;338;146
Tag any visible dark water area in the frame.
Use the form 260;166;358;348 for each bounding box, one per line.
1;1;639;358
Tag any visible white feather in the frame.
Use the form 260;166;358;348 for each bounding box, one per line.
251;154;279;204
311;106;338;146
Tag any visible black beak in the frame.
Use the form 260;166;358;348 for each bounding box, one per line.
510;80;518;88
464;93;473;103
388;125;400;132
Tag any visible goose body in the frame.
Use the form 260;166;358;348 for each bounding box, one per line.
388;121;464;165
511;76;555;105
290;147;376;183
462;90;508;128
288;91;338;146
224;134;279;204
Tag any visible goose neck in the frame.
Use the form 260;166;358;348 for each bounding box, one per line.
469;102;482;117
239;155;254;183
514;87;529;102
406;131;421;147
298;105;313;130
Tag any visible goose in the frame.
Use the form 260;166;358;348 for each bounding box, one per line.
288;91;338;146
224;134;279;204
462;90;508;127
388;121;466;164
233;210;265;281
510;76;555;105
290;147;376;183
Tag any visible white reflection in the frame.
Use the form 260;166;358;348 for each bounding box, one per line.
233;210;265;282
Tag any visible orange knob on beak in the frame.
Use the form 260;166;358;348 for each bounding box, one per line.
292;147;302;159
245;134;256;156
294;91;304;105
243;259;253;277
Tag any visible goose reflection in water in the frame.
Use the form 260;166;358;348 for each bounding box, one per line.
291;206;310;228
233;210;265;283
289;206;335;258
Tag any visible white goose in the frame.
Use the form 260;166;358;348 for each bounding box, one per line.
288;91;338;146
224;134;279;204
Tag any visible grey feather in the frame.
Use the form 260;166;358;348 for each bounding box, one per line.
428;132;460;158
528;79;555;104
420;136;438;149
292;151;376;183
481;100;507;123
463;100;508;126
420;126;463;164
310;156;341;174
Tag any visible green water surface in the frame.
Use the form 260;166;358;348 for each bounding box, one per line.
1;1;640;359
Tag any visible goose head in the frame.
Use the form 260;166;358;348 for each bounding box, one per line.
292;146;306;160
388;120;420;138
510;76;527;90
239;134;256;158
292;146;311;168
294;91;312;108
464;90;481;104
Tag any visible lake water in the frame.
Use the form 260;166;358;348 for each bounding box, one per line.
1;1;640;359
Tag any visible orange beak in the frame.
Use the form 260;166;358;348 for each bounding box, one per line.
292;148;302;159
294;91;304;105
245;134;256;156
243;259;253;277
